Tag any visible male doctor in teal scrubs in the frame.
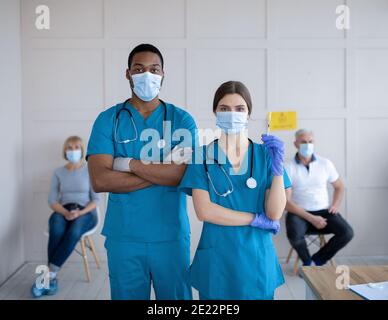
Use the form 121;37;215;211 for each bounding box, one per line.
86;44;197;300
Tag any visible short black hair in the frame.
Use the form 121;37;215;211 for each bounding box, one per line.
128;44;164;69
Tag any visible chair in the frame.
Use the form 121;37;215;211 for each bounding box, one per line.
44;207;102;282
74;207;101;282
286;233;335;275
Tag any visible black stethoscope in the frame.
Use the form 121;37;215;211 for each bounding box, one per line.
204;138;257;197
114;98;167;149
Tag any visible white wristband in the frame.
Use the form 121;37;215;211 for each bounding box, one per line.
127;157;133;172
113;157;133;172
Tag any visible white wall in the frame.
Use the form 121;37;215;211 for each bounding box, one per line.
20;0;388;262
0;0;24;284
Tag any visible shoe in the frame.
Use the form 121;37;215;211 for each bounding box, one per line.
46;278;58;295
31;282;47;298
31;278;58;298
312;259;324;266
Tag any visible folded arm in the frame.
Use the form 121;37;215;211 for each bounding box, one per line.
265;175;287;220
129;159;187;186
192;189;255;226
88;154;152;193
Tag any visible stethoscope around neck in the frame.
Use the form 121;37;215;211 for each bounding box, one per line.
114;98;167;149
204;138;257;197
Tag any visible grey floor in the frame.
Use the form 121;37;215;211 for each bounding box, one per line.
1;256;387;300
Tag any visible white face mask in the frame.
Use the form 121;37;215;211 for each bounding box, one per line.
66;149;82;163
216;111;248;134
131;71;162;102
299;143;314;158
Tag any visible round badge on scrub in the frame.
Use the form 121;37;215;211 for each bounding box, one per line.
246;177;257;189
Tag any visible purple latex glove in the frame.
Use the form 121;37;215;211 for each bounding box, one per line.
250;212;281;235
261;134;285;176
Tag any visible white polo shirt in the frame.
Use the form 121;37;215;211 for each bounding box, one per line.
285;154;339;212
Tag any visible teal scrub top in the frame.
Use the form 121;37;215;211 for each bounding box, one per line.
179;142;292;299
87;101;197;242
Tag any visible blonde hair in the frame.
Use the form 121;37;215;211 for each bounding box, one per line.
62;136;85;160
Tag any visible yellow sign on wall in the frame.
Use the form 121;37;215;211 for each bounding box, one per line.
267;111;297;132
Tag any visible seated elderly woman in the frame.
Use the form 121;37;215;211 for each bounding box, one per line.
31;135;100;298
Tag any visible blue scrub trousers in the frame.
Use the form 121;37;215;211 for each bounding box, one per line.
199;292;274;300
199;293;211;300
105;236;192;300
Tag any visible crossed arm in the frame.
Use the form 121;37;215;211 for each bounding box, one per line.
191;176;286;226
88;154;186;193
192;189;255;226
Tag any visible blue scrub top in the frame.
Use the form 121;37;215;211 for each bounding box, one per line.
179;142;292;299
87;101;197;242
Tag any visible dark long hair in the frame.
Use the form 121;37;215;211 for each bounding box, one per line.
213;81;252;115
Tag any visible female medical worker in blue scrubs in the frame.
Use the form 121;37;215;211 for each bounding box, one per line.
179;81;291;300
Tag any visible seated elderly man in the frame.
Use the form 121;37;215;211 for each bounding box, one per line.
285;129;354;266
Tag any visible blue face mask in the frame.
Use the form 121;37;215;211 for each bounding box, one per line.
66;150;82;163
216;111;248;134
299;143;314;158
131;71;162;102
